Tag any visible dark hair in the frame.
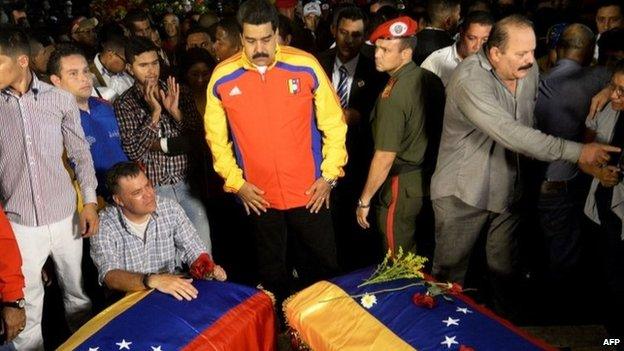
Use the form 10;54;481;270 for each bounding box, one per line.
596;0;623;13
186;25;211;38
101;35;126;56
0;26;30;57
106;162;143;195
125;10;151;30
427;0;461;25
217;17;242;38
47;44;84;76
178;47;216;83
237;0;279;31
278;14;293;41
28;29;55;49
614;58;624;75
124;36;159;64
335;6;369;31
460;11;495;31
486;14;534;52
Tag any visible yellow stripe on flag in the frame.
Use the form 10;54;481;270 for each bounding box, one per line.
57;290;152;350
284;281;416;351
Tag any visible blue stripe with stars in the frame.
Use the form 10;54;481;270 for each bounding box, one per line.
330;269;549;350
74;280;258;351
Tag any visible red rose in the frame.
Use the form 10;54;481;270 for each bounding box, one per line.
459;345;475;351
190;253;215;279
448;283;463;295
412;293;436;308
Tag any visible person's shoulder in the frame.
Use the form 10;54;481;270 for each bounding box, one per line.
317;48;337;64
156;196;183;215
40;80;73;100
113;86;137;108
99;205;122;228
449;53;489;89
212;52;245;78
90;96;112;109
279;46;323;67
424;45;453;63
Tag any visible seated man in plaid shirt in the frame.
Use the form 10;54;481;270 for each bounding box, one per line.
90;162;226;301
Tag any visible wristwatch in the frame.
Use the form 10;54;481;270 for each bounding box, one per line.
357;199;370;208
142;273;153;289
2;298;25;309
323;176;338;189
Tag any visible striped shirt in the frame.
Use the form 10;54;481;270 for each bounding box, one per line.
0;73;97;226
113;83;201;186
90;196;206;285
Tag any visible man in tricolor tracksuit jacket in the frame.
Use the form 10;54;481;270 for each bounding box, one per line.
204;0;347;302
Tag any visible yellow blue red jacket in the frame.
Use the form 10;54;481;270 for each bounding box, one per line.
204;45;348;210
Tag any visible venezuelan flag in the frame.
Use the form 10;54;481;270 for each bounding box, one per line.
59;281;275;351
284;268;556;351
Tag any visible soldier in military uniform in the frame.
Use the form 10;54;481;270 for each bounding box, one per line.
356;16;434;255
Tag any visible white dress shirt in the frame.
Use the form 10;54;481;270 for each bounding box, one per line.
420;43;462;87
93;54;134;99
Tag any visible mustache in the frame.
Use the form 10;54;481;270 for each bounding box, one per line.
519;63;533;71
252;52;269;59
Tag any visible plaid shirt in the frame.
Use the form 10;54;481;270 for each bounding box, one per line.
90;196;206;284
113;82;201;186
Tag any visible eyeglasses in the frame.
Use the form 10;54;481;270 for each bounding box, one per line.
109;50;126;64
611;81;624;98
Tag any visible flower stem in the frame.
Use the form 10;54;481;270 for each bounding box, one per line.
319;282;425;303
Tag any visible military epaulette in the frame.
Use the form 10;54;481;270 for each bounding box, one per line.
381;77;397;98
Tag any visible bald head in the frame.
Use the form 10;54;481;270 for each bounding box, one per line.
557;23;595;65
486;15;534;53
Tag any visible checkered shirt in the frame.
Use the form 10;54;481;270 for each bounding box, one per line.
90;196;206;284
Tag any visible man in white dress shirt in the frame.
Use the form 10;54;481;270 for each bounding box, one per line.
90;32;134;101
421;11;493;86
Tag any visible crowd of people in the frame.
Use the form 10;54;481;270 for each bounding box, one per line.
1;0;624;349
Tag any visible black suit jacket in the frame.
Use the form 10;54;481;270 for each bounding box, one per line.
413;29;454;65
317;48;386;120
317;49;387;197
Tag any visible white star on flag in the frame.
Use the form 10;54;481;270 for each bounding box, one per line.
151;346;163;351
116;339;132;350
441;335;459;348
442;317;460;327
456;307;473;314
88;347;99;351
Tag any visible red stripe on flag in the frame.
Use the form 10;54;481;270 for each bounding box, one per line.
182;291;276;351
386;176;399;254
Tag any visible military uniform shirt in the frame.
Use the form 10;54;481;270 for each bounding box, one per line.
371;61;428;195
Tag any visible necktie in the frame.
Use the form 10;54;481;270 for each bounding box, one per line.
336;65;349;108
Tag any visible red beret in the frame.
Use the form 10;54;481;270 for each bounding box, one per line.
369;16;419;43
275;0;297;8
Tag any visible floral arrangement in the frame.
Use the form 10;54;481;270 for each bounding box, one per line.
90;0;217;22
321;247;468;309
149;0;210;18
90;0;144;22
